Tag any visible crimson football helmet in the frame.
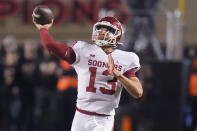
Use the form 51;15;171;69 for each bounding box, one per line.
92;16;123;47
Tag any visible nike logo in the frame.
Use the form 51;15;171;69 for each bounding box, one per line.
90;54;95;57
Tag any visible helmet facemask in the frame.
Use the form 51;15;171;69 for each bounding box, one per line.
92;21;121;47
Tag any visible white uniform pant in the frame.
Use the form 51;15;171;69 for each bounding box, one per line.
71;110;114;131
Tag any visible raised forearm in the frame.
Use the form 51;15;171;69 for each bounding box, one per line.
40;28;76;64
117;74;143;99
107;54;142;98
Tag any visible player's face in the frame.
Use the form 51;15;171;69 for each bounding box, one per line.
96;25;115;41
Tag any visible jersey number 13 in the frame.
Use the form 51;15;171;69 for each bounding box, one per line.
86;67;117;95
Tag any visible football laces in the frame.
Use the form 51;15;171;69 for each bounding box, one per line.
32;12;40;18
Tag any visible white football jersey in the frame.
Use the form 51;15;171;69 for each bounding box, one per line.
72;41;140;115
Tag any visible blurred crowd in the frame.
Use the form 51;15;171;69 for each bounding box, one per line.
0;35;77;131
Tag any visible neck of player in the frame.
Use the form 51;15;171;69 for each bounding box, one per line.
102;46;113;54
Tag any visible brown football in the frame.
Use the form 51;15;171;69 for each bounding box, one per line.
32;5;54;25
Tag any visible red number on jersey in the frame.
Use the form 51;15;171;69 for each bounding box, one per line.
100;70;117;95
86;67;117;95
86;67;97;93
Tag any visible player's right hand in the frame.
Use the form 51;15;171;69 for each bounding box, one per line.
108;54;121;78
33;18;54;30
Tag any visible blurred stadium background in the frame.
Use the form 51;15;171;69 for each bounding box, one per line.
0;0;197;131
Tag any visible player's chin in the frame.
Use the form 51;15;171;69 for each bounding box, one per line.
96;35;104;40
97;36;111;42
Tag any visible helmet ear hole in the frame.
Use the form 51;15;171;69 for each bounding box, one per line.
116;35;121;42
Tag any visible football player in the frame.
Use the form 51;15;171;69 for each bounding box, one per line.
33;16;143;131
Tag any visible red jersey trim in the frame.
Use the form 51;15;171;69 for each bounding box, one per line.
76;107;110;116
123;69;136;78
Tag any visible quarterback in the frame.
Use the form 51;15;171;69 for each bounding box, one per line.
33;16;143;131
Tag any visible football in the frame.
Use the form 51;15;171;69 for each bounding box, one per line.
32;5;54;25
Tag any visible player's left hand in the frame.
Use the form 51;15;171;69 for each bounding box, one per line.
107;54;121;78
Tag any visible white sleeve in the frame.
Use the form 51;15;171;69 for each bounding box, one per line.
71;41;84;65
126;52;141;72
